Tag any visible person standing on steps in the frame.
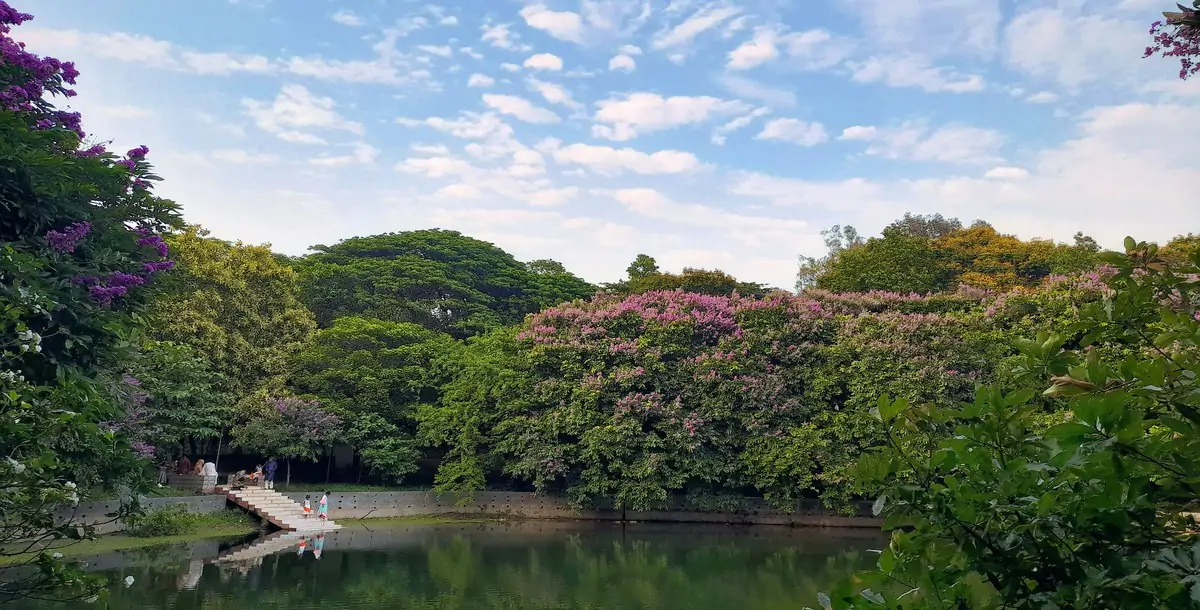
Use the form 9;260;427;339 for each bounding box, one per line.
317;491;329;521
263;457;277;490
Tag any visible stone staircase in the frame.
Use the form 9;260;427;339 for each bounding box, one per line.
208;531;311;564
216;485;342;532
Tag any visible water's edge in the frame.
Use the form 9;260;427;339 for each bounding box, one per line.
57;491;881;536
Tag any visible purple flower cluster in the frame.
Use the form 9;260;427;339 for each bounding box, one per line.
1;2;83;135
136;233;169;257
130;441;156;459
1146;16;1200;80
44;221;91;253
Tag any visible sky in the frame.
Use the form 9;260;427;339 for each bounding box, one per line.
12;0;1200;289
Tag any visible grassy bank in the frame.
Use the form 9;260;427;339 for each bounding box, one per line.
0;514;489;565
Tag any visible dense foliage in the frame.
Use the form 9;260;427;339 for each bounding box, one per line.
150;226;316;405
820;239;1200;609
295;230;594;337
0;2;181;601
606;253;772;297
808;216;1101;294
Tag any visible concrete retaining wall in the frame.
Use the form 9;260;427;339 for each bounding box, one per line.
60;491;880;534
56;495;229;535
280;491;880;528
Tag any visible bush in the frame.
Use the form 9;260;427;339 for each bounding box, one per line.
125;505;195;537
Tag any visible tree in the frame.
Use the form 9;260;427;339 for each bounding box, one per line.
1145;2;1200;80
232;397;343;488
296;230;594;338
932;224;1099;290
122;340;233;459
149;226;316;405
626;254;660;280
885;213;963;239
288;316;454;482
822;238;1200;608
626;267;770;297
1;3;183;602
818;228;951;294
797;225;865;291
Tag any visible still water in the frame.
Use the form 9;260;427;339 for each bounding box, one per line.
14;521;885;609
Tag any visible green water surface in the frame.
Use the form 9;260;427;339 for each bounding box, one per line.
10;521;885;609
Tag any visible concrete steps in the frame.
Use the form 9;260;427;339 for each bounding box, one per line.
217;485;341;533
208;531;311;564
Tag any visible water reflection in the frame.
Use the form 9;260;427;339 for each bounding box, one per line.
12;522;885;609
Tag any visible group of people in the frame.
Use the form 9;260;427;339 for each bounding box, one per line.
176;456;217;477
296;532;327;560
302;491;330;520
229;458;279;490
175;456;280;489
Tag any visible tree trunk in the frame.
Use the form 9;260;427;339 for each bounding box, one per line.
286;459;291;490
213;430;224;471
356;453;363;485
324;447;333;484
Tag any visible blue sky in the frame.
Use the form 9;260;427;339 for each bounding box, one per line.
15;0;1200;288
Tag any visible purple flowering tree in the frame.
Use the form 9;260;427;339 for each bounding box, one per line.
232;397;344;488
1;1;182;603
1146;2;1200;79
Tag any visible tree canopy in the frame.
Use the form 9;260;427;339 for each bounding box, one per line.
296;230;595;338
149;226;316;404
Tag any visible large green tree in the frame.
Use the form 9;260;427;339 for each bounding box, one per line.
818;228;951;294
296;230;594;338
289;316;454;482
149;226;316;405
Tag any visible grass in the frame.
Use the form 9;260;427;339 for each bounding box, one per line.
0;513;495;566
0;510;259;566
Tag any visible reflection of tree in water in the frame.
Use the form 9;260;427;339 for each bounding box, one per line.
13;532;876;609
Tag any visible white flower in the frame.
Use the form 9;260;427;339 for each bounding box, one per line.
6;458;25;474
51;552;63;559
123;576;134;587
64;481;76;490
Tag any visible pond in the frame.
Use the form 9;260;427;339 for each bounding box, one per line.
10;521;886;609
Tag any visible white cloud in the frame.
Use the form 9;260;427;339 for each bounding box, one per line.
984;166;1030;179
482;94;562;124
1003;8;1146;90
90;105;156;120
501;62;522;72
241;84;363;144
711;107;771;145
418;45;453;58
211;149;278;164
609;188;810;236
467;73;495;87
726;25;853;71
840;121;1004;165
520;4;585;44
652;4;741;49
609;54;637;72
527;78;582;110
1025;91;1060;103
547;142;704;175
331;10;363;27
440;16;458;26
310;142;381;167
848;55;985;93
481;22;531;51
847;0;1002;59
529;186;580;206
592;92;749;140
755;118;829;146
460;46;483;59
433;183;483;199
619;44;643;55
523;53;564;71
18;28;273;76
717;74;796;107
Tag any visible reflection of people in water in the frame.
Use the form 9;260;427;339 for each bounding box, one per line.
313;533;325;560
297;537;308;558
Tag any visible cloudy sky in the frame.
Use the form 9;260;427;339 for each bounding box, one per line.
14;0;1200;288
